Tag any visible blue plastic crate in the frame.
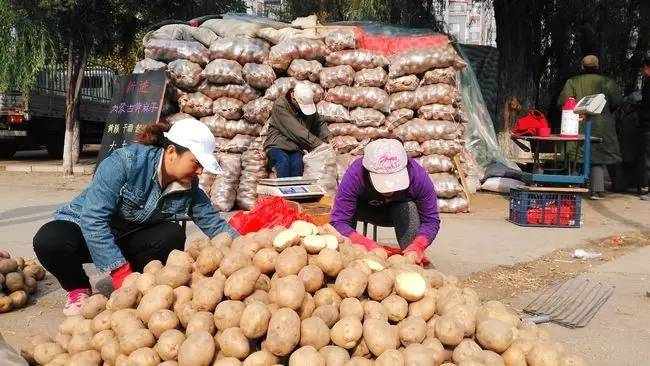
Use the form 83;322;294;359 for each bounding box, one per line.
508;188;582;228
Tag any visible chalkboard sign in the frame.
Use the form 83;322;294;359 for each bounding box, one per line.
97;70;168;166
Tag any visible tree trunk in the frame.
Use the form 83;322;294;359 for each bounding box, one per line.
62;41;88;176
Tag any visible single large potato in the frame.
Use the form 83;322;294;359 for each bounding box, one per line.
178;331;216;366
265;308;301;356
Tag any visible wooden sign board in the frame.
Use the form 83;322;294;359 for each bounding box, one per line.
97;70;168;167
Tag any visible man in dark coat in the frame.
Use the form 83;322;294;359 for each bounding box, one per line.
639;56;650;200
558;55;624;199
264;82;331;178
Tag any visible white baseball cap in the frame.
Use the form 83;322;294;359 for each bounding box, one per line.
362;139;409;193
293;82;316;115
164;118;223;174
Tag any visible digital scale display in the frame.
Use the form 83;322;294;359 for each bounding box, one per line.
279;186;309;195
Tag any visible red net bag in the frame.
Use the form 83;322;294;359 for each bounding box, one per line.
228;197;313;234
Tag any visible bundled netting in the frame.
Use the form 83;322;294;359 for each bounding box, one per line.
237;148;269;210
210;153;242;211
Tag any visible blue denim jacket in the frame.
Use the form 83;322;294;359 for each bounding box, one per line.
54;144;238;272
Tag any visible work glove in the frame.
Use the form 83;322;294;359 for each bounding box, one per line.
110;262;132;290
349;232;380;251
403;236;431;266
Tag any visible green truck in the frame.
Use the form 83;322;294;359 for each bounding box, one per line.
0;65;115;158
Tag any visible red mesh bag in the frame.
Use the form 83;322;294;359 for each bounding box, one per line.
228;196;313;234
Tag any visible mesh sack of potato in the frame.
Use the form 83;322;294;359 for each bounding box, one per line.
319;65;355;89
317;101;352;124
198;82;260;103
209;37;270;64
384;75;419;93
287;59;323;83
354;67;388;88
268;38;327;70
132;58;167;74
350;107;386;128
265;78;324;102
236;149;269;210
418;104;457;121
144;38;210;65
0;253;46;314
242;98;274;125
388;43;464;77
189;27;219;48
223;134;255;154
212;98;244;120
393;119;462;143
325;86;390;112
429;173;464;199
178;92;213;118
201;19;266;38
331;136;359;154
303;144;338;197
403;141;423;158
390;84;460;110
416;154;454;173
385;108;414;130
325;29;357;52
201;59;245;85
167;60;204;90
325;50;389;71
242;63;276;90
420;66;458;86
421;139;464;157
198;171;216;196
438;196;470;213
210;153;242;211
200;116;262;139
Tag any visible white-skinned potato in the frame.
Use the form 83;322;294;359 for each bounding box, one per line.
253;248;279;274
363;300;389;322
272;229;301;251
192;277;225;311
448;304;477;337
148;309;179;338
110;309;144;334
289;345;325;366
290;220;318;237
334;268;367;298
298;292;316;320
408;293;437;321
275;246;308;277
316;248;344;277
214;300;246;330
166;250;194;271
137;273;157;294
255;274;271;292
178;331;216;366
313;305;339;328
159;361;179;366
155;329;186;361
186;311;216;335
300;316;330;350
351;338;370;358
143;260;164;275
526;342;560;366
213;357;242;366
362;319;399;357
212;232;234;249
339;298;364;321
398;316;427;346
100;340;122;365
54;332;71;350
452;338;483;364
173;286;193;313
265;308;301;357
394;272;426;302
44;353;70;366
501;344;527;366
435;315;465;346
375;349;405;366
225;266;261;300
244;290;270;305
238;238;263;259
218;327;250;360
478;350;506;366
127;347;161;366
422;336;449;365
382;294;409;322
119;328;156;355
319;345;350;365
0;259;18;274
330;316;362;349
240;301;272;339
20;334;52;364
72;319;93;336
476;319;514;353
155;265;191;289
176;302;197;328
346;356;374;366
367;270;393;301
196;246;224;275
220;251;253;277
136;284;174;324
242;349;277;366
122;272;142;289
402;343;436;366
90;329;116;352
33;342;65;365
273;275;305;310
314;288;342;308
67;349;102;366
8;290;27;308
59;315;84;335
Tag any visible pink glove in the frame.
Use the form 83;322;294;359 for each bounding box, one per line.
110;262;132;290
403;236;431;266
349;232;380;251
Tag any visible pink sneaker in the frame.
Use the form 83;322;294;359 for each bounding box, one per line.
63;288;91;316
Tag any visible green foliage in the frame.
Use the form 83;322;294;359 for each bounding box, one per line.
346;0;390;22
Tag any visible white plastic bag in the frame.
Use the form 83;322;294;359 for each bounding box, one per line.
303;144;338;197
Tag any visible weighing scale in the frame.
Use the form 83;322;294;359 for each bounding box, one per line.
257;177;326;200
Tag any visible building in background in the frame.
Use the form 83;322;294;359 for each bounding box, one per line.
444;0;496;46
245;0;283;18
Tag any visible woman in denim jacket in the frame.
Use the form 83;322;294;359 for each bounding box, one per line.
33;119;239;315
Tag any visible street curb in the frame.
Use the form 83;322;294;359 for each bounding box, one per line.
0;163;95;175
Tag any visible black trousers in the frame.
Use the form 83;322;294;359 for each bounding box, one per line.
354;201;420;249
33;220;185;291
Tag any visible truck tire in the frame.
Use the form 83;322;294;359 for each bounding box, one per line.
0;142;17;158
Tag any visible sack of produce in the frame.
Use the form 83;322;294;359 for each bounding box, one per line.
326;50;389;71
303;143;338;197
268;38;327;70
421;139;464;157
145;24;193;42
237;148;269;210
198;82;260;103
455;108;469;123
210;153;242;211
350;137;371;155
385;75;419;93
198;171;217;196
416;154;454;173
164;112;194;125
388;43;463;77
325;30;357;52
201;116;262;138
354;67;388;88
144;38;210;65
209;37;270;64
385;108;413;130
356;126;391;140
421;66;457;86
417;104;456;121
202;59;245;85
325;86;390;112
350;107;385;127
257;27;321;45
190;27;219;47
167;59;204;90
403;141;423;158
328;123;357;137
429;173;463;198
287;59;322;82
317;101;352;123
319;65;355;89
215;137;231;151
223;134;256;154
393;119;462;143
212;97;244;120
201;18;265;38
331;136;359;154
132;58;167;74
265;79;324;102
390;84;459;110
243;63;276;90
178;92;213;117
438;196;470;213
243;98;274;125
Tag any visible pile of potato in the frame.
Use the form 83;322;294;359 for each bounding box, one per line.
0;250;46;313
21;222;586;366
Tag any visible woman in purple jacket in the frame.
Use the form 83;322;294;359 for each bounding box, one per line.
330;139;440;264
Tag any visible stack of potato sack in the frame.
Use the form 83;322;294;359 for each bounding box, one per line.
0;251;47;313
21;222;587;366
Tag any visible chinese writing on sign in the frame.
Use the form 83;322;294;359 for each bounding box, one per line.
109;101;160;115
125;80;151;94
105;123;147;135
